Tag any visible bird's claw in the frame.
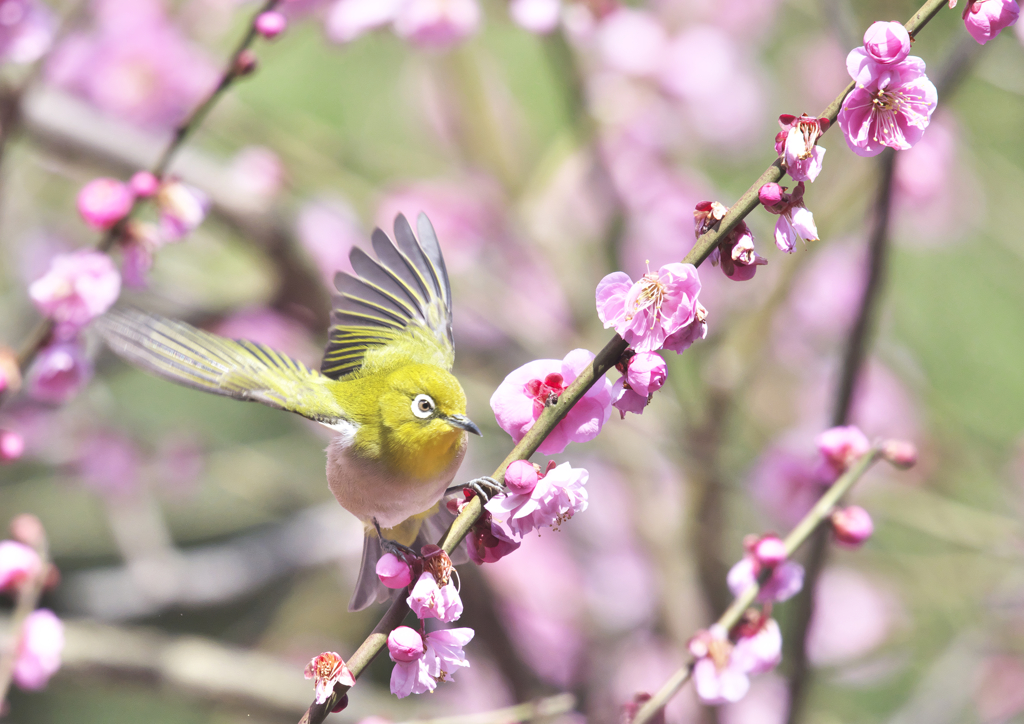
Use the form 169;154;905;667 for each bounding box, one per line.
372;518;418;559
448;475;504;503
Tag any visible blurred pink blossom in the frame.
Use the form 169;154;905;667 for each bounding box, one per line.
0;430;25;462
27;341;93;404
749;445;825;526
0;540;41;590
296;198;361;286
304;651;355;705
129;171;160;198
489;349;613;455
690;626;748;705
0;0;55;64
486;461;588;538
229;146;285;202
156;180;209;241
838;53;937;157
509;0;560;34
77;178;134;230
75;430;142;496
959;0;1019;44
807;567;895;666
375;552;412;589
975;655;1024;722
13;609;63;690
29;250;121;338
595;8;667;78
816;425;870;478
596;263;703;353
46;0;219;129
727;554;804;603
255;10;287;38
407;571;463;622
212;307;319;368
720;672;789;724
326;0;404;43
393;0;481;48
861;21;911;64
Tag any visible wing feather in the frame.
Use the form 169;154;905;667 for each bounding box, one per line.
96;308;346;423
321;212;454;379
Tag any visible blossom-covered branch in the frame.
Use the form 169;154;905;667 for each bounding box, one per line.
6;0;282;384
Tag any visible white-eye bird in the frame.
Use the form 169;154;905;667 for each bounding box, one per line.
95;213;487;611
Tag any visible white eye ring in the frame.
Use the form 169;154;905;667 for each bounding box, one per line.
411;394;435;419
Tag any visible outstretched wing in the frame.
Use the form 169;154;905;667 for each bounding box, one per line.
95;308;347;424
320;212;454;379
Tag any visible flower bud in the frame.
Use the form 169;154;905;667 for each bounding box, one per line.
77;178;134;230
881;439;917;469
255;11;287;38
758;182;784;207
831;505;873;548
234;49;258;76
0;540;41;590
387;626;424;663
625;352;666;397
504;459;538;494
375;553;412;589
752;535;787;566
27;341;92;405
816;425;871;473
0;430;25;462
10;514;45;550
862;21;911;65
129;171;160;198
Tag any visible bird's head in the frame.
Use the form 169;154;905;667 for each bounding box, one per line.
378;364;481;466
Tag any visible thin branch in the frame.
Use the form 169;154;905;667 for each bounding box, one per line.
298;0;952;720
628;447;885;724
5;0;281;387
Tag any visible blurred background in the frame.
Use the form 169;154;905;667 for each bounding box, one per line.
0;0;1023;722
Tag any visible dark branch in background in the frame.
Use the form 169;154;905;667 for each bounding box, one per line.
6;0;281;381
300;3;952;721
783;35;982;724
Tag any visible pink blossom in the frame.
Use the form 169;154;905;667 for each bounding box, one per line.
46;0;218;130
486;461;588;538
862;21;911;64
774;114;828;183
830;505;874;548
509;0;560;34
960;0;1019;44
77;178;134;230
29;251;121;337
0;0;55;64
731;618;783;676
690;626;750;705
375;553;412;589
0;430;25;462
727;555;804;603
407;571;463;622
490;349;613;455
13;609;63;690
882;439;918;469
838;54;937;158
709;221;766;281
393;0;481;48
816;425;871;479
296;198;361;286
0;540;41;590
611;378;649;418
304;651;355;705
807;568;894;665
760;182;819;253
255;10;287;38
326;0;404;43
751;535;787;567
596;8;667;78
624;352;667;396
749;446;831;526
505;460;538;494
596;264;703;353
466;513;520;564
388;627;474;698
27;341;93;405
157;180;209;241
229;146;285;202
212;307;319;368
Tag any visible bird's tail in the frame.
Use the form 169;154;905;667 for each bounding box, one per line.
348;503;467;612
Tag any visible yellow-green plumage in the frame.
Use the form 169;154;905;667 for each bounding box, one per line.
95;213;478;611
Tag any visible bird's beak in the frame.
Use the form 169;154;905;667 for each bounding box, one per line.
445;414;482;436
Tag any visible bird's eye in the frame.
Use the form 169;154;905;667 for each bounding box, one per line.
411;394;435;419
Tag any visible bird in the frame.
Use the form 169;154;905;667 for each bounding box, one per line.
95;212;491;611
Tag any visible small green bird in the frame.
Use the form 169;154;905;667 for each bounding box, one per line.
96;213;487;610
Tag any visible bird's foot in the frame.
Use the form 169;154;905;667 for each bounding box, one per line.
372;518;418;560
446;476;504;503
